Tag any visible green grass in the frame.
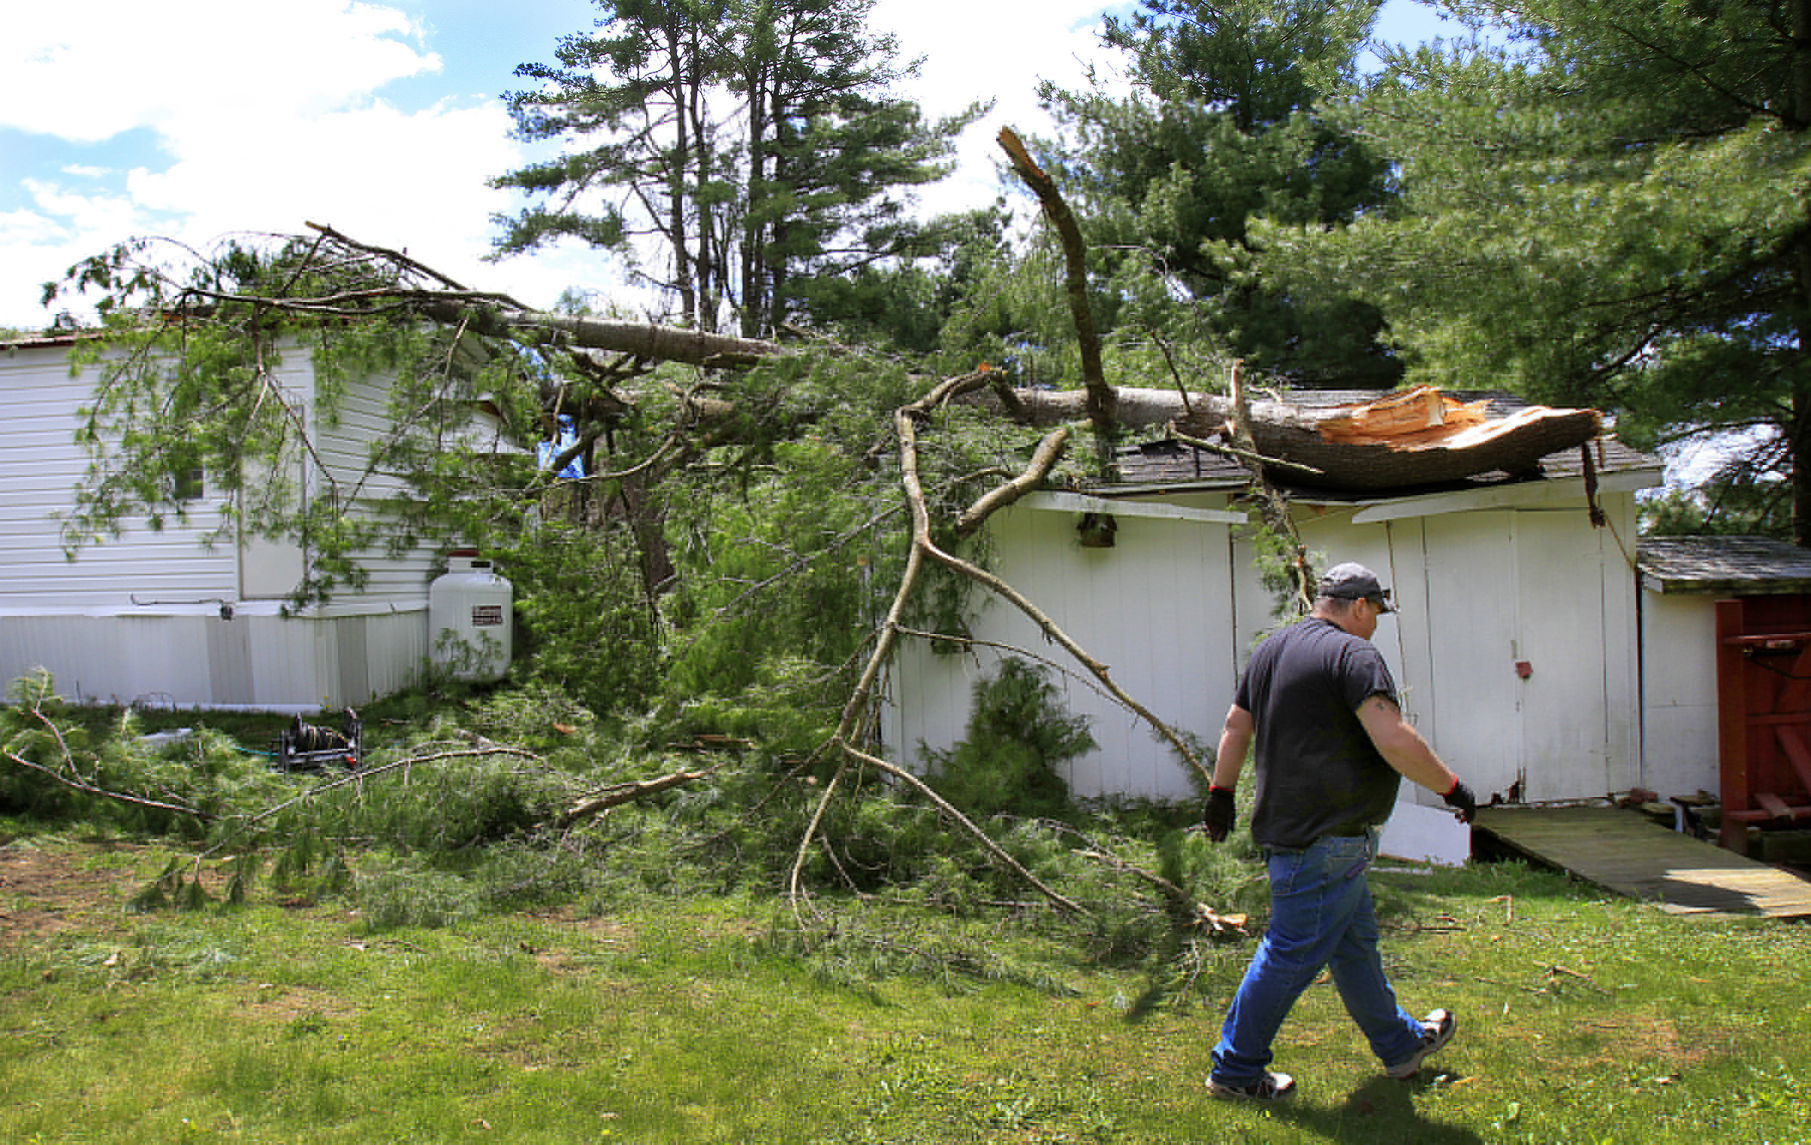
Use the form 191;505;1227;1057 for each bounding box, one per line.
4;838;1811;1143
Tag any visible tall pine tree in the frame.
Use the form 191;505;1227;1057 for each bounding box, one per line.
1042;0;1400;387
493;0;980;337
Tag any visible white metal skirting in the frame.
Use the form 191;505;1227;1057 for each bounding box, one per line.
0;607;430;711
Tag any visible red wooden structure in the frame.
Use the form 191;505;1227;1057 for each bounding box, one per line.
1716;596;1811;852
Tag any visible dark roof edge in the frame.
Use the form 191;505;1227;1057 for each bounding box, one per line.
1089;460;1661;505
1637;536;1811;595
2;332;89;350
1641;575;1811;596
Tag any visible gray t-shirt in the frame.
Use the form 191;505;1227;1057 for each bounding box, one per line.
1234;617;1402;849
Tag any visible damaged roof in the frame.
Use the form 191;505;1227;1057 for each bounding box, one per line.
1101;389;1659;500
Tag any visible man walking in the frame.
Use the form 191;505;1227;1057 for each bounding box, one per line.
1202;562;1477;1100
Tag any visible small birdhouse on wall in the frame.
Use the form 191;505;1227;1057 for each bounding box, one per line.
1077;512;1117;549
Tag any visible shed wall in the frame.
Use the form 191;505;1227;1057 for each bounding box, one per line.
887;481;1645;806
1638;592;1723;799
883;494;1238;802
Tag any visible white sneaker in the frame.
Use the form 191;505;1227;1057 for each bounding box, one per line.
1207;1071;1296;1101
1386;1009;1456;1079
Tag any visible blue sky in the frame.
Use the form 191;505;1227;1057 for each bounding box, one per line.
0;0;1465;331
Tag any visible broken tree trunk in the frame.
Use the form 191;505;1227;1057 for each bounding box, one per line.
420;302;781;369
970;384;1603;490
164;226;1603;492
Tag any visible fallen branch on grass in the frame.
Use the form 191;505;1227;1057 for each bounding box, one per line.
845;742;1092;918
2;746;214;822
556;764;724;828
197;743;543;866
1542;962;1612;995
1074;847;1247;937
1;690;216;821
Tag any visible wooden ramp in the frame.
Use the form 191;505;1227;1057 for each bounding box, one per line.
1474;806;1811;919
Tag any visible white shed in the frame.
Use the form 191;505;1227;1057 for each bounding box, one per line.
883;392;1665;818
0;334;508;712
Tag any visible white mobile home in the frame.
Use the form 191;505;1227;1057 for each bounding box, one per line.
0;335;505;712
883;392;1666;816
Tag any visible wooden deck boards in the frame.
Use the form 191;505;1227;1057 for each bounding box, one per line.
1473;806;1811;919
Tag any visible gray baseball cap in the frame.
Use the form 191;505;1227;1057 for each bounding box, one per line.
1318;562;1393;612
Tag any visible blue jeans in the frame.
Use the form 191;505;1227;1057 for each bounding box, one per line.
1210;829;1424;1083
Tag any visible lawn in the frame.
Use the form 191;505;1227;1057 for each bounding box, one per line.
5;833;1810;1144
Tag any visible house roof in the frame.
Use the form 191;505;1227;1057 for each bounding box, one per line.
1099;389;1659;500
1637;535;1811;596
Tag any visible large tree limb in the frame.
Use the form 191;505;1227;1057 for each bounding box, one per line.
790;375;1099;920
997;127;1114;436
962;384;1603;490
114;225;1607;490
788;390;1213;918
955;426;1071;536
418;302;783;368
913;451;1212;783
107;225;1602;492
789;403;1095;919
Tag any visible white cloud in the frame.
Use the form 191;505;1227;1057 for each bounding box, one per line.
125;97;515;255
20;177;150;240
1;1;440;143
5;181;161;321
870;0;1126;218
0;208;70;247
0;0;530;328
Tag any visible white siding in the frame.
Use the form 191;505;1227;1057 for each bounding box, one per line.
0;344;238;610
0;605;427;710
312;367;450;609
0;339;441;709
1638;591;1720;799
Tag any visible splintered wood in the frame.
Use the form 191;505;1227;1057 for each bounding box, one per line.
1316;386;1491;447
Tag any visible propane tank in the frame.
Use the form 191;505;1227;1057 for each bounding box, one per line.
429;549;513;682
